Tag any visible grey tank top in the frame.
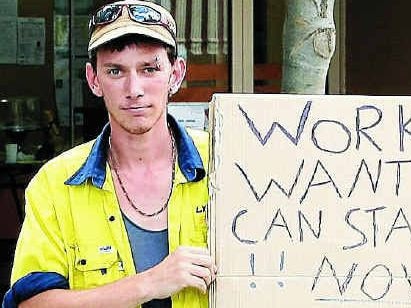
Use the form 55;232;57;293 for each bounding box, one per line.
123;214;171;308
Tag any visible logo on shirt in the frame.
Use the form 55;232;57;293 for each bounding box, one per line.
99;245;113;254
196;204;207;213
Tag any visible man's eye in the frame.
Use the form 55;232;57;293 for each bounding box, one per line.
144;67;158;74
107;68;120;75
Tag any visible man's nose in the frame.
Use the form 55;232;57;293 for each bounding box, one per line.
126;71;144;98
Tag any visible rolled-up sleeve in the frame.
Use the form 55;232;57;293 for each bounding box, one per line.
2;272;69;308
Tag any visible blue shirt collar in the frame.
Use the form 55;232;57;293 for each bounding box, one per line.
65;115;205;189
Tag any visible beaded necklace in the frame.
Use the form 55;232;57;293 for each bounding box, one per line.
109;127;176;217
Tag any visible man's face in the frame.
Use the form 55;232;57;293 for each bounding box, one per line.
89;42;175;135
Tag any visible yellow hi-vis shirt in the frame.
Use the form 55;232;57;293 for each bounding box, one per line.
6;117;209;308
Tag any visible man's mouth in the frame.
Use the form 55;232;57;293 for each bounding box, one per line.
122;105;151;110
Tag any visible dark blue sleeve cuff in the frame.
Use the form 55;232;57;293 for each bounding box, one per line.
2;272;69;308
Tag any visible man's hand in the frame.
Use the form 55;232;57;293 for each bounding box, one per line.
142;246;217;299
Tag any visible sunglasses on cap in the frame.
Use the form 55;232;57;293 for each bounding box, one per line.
88;3;176;39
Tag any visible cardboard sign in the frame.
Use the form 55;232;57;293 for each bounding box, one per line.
209;94;411;307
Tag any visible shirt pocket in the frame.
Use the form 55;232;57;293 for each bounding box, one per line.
71;244;126;289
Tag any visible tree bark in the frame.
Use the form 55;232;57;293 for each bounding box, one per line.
281;0;336;94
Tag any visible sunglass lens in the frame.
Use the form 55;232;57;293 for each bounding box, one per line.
129;5;161;23
94;5;122;24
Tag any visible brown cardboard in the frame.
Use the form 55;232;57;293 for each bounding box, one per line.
209;94;411;307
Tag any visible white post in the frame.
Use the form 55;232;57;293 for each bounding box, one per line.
191;0;203;55
175;0;188;58
207;0;218;54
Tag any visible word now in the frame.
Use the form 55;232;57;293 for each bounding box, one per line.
312;255;411;301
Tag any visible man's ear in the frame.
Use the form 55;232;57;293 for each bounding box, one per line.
85;62;103;97
169;57;186;95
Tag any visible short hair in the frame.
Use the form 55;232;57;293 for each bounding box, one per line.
88;34;177;72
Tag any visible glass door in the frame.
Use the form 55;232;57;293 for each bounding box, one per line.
253;0;284;93
230;0;285;94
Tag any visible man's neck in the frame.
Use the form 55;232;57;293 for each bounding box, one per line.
109;120;173;169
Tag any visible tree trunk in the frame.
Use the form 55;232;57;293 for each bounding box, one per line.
281;0;336;94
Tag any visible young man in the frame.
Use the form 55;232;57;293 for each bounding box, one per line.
3;1;216;307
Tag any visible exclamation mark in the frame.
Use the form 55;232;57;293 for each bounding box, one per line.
280;250;285;271
250;253;256;289
278;250;285;288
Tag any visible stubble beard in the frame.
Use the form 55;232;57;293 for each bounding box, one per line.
110;108;166;136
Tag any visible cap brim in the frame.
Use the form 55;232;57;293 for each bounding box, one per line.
88;24;176;52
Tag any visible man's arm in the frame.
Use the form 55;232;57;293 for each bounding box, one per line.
20;246;217;308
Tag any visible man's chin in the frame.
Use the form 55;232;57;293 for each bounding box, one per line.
123;125;152;135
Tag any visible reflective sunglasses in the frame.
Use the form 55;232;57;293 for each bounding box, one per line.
88;4;176;39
